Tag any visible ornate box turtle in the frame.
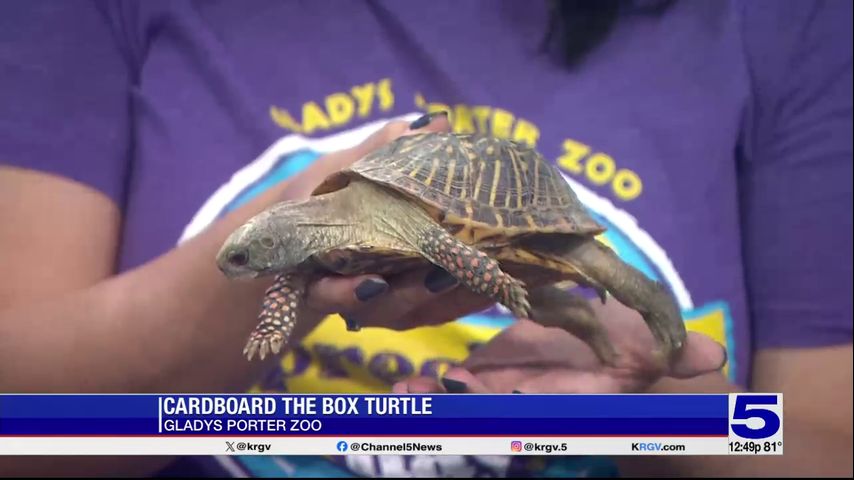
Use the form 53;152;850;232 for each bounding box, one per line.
217;132;686;366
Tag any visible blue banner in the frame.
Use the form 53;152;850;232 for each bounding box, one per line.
0;394;729;436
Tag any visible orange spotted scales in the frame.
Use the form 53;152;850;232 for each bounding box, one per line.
217;132;687;367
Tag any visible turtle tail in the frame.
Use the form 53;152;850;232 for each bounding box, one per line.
565;237;687;366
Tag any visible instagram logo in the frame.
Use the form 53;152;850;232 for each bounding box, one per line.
511;441;522;452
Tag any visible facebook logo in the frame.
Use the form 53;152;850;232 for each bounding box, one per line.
336;441;348;452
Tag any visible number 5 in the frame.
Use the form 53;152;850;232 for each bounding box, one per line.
731;395;781;439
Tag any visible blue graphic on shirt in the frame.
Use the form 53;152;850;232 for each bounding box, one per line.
226;150;320;213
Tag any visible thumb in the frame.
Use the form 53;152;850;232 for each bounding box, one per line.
361;110;451;151
333;110;452;169
668;332;728;379
285;111;451;200
404;110;451;135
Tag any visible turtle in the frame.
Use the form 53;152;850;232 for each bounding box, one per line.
216;131;686;366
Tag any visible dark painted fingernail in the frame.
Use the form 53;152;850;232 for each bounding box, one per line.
409;111;448;130
441;377;468;393
355;278;388;301
343;315;362;332
719;347;728;370
512;390;523;394
425;267;458;293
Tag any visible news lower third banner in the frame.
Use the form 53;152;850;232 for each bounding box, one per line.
0;394;783;456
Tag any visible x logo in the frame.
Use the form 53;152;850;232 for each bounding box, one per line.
225;441;235;452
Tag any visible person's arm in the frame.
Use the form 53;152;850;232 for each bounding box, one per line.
613;346;852;477
0;163;301;394
619;0;854;476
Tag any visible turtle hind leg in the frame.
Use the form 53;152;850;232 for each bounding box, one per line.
528;285;618;366
244;273;305;361
417;227;531;318
563;238;687;365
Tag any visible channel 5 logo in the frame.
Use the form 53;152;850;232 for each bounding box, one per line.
728;394;783;440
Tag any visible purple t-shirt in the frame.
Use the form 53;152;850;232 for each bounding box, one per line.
2;0;851;477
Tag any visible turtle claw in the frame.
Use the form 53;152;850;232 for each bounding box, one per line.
269;336;285;355
243;334;261;361
505;279;532;319
243;331;285;361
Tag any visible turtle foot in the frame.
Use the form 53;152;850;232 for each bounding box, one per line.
504;277;532;319
243;273;302;362
529;285;618;367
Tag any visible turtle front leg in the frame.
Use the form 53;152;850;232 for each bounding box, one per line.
418;227;531;318
244;273;305;361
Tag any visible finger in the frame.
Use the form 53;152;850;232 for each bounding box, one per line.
462;318;602;373
312;111;452;178
391;381;414;394
668;332;728;379
303;274;390;315
404;278;496;328
514;369;625;394
397;365;636;395
363;111;452;152
353;266;491;331
439;368;493;393
393;367;495;395
349;266;458;330
393;377;441;394
303;256;488;334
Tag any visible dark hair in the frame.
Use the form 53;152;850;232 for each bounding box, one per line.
541;0;674;68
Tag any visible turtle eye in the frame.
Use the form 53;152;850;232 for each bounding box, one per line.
227;249;249;267
259;236;276;249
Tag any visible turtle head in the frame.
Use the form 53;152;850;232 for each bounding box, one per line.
216;206;315;280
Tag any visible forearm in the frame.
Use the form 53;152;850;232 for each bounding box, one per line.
615;373;853;477
0;182;276;392
0;159;350;394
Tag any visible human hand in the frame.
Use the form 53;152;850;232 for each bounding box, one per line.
275;112;496;342
391;297;727;394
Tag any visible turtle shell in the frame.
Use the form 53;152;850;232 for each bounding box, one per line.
313;132;605;243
